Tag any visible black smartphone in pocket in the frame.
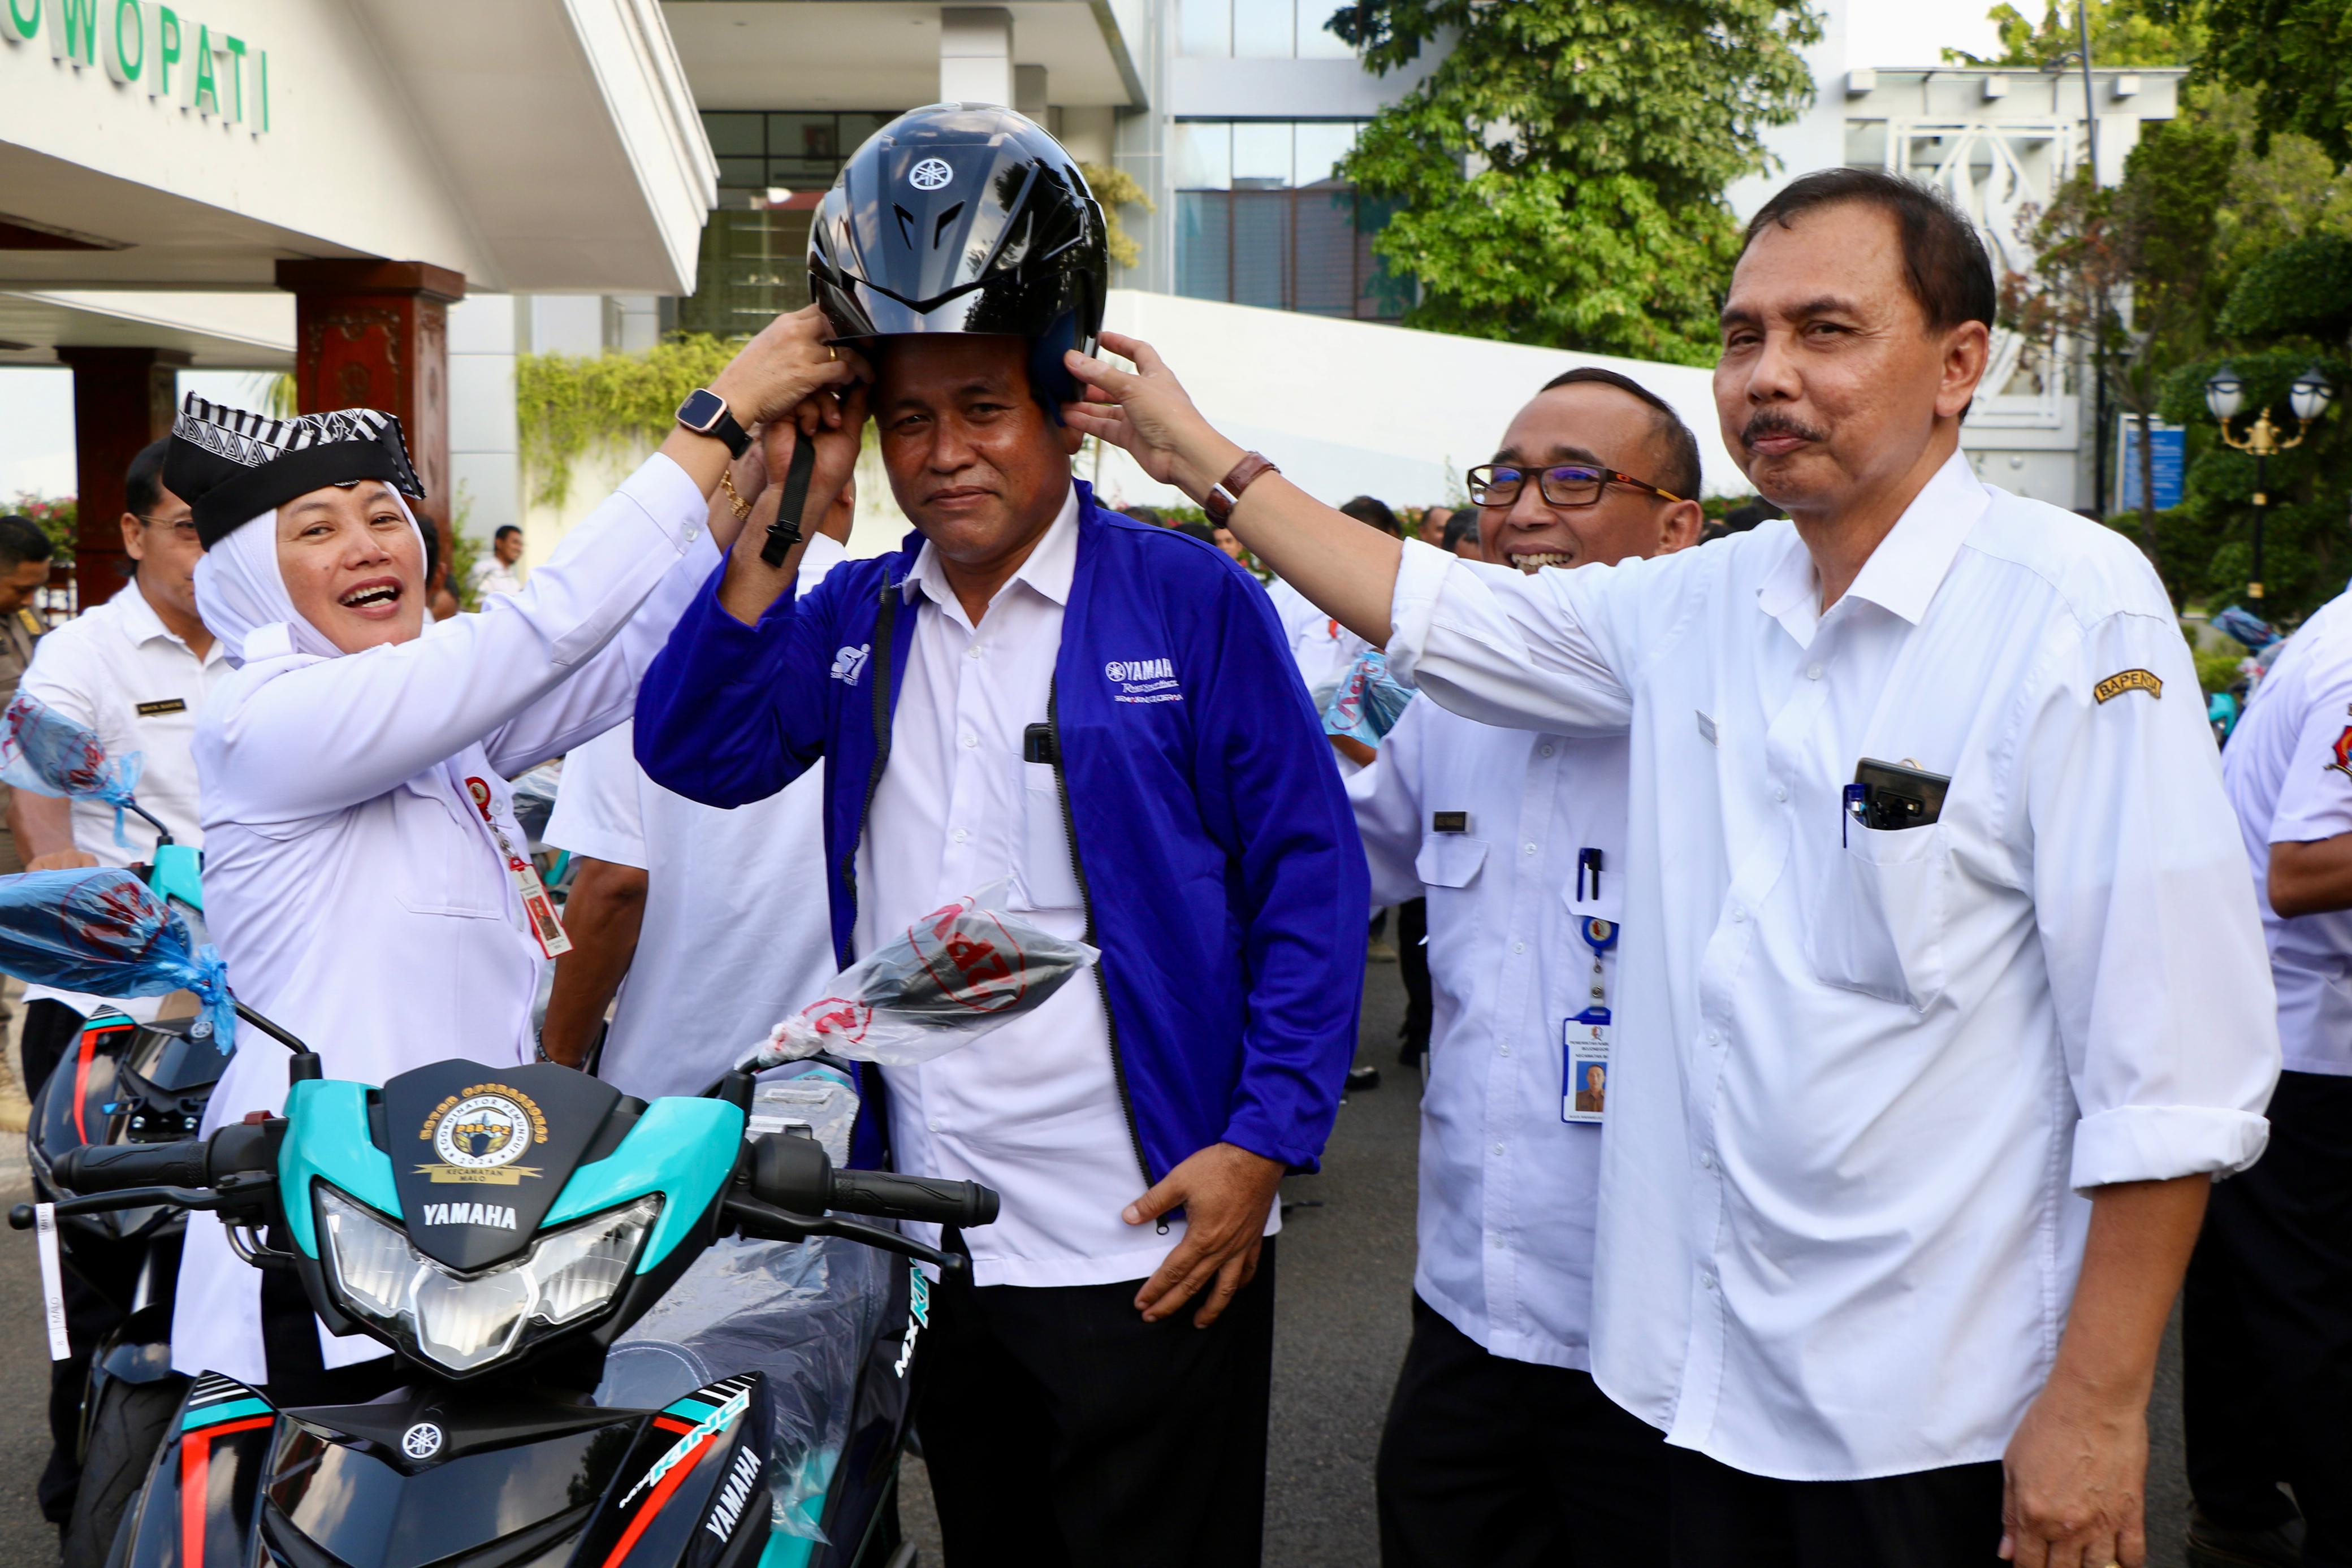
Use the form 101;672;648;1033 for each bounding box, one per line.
1852;757;1950;831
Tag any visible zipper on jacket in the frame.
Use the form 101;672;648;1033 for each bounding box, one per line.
841;577;900;937
1046;675;1161;1217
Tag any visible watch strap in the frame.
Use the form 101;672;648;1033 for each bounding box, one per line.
1203;452;1278;525
759;434;819;567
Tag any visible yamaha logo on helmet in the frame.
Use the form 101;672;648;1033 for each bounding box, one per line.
909;158;953;192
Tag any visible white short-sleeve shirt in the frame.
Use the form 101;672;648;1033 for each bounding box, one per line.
1385;448;2279;1480
2221;588;2352;1076
543;537;849;1099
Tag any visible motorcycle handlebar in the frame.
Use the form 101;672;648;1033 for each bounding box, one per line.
750;1133;999;1229
50;1121;273;1196
829;1168;1000;1228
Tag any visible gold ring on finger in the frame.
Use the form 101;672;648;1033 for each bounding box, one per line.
827;344;838;362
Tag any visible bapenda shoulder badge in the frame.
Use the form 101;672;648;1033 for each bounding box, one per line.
416;1082;548;1185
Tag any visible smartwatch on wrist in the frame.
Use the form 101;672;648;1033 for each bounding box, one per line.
675;388;752;460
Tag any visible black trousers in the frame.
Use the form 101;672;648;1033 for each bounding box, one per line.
915;1238;1277;1568
2184;1068;2352;1563
1667;1446;2004;1567
1397;898;1432;1060
1377;1294;1668;1567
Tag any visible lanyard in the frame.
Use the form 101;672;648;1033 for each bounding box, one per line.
1564;916;1617;1124
465;776;572;959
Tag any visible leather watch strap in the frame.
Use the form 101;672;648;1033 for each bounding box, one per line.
1203;452;1278;525
759;434;819;567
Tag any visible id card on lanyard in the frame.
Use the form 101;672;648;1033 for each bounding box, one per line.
1563;916;1615;1124
465;776;573;958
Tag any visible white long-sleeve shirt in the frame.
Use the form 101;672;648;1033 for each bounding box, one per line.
1347;696;1626;1371
174;453;718;1384
1384;449;2280;1480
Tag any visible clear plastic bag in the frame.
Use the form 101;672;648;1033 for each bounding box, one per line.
1;692;144;846
739;885;1097;1072
0;868;233;1041
1323;649;1415;746
596;1231;894;1544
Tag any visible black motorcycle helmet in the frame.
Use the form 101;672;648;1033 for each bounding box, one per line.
808;102;1109;410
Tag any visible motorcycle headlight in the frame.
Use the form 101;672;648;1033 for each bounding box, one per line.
315;1187;660;1374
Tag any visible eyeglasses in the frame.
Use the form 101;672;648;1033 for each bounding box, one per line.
1465;464;1684;509
134;515;200;539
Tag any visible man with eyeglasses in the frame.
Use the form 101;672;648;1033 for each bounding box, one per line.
1065;165;2278;1568
1353;365;1700;1567
8;434;232;1531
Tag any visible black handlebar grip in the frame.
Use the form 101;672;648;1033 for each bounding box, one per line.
53;1138;210;1194
828;1169;1001;1228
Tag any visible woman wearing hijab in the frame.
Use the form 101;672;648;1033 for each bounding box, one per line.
161;307;854;1399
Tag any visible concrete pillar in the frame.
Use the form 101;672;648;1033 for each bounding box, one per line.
276;259;466;558
446;292;520;542
1015;63;1048;119
940;7;1013;106
55;346;185;605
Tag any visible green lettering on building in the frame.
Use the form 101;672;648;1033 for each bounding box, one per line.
50;0;96;66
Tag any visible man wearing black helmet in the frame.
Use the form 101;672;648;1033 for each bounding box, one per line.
635;105;1366;1567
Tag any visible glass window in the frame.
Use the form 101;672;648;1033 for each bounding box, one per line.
1179;0;1230;57
678;209;816;338
1234;0;1294;58
703;112;764;158
838;112;893;149
767;114;839;163
1294;122;1360;186
1172;122;1232;191
1231;122;1293;187
1296;2;1357;58
715;158;767;190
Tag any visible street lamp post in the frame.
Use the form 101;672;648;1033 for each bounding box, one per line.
2206;364;2334;602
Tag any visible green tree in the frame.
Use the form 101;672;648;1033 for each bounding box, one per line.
1326;0;1820;366
1944;0;2206;69
2151;0;2352;163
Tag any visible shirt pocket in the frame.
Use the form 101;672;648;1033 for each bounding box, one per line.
1413;834;1489;890
1014;759;1086;912
385;783;506;920
1804;821;1951;1011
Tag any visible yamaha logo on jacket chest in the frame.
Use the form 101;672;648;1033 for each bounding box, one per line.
1104;657;1182;705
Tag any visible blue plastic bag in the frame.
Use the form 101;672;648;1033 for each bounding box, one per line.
0;692;145;847
1323;649;1415;747
0;868;233;1045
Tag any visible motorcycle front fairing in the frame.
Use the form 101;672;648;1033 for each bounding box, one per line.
118;1369;779;1568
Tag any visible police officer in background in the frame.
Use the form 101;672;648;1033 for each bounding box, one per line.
1066;166;2279;1568
1352;366;1702;1566
0;512;54;878
2188;586;2352;1567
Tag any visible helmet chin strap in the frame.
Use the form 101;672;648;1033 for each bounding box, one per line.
759;431;822;568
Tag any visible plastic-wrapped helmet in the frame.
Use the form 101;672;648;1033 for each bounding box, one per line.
809;102;1109;405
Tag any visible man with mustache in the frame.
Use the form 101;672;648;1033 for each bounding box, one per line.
1061;165;2279;1568
1352;365;1701;1568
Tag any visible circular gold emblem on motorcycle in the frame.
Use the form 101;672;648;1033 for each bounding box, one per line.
434;1092;534;1170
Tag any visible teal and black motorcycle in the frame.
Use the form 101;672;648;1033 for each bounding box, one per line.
0;865;1108;1568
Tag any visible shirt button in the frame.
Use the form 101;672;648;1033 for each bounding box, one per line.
965;644;983;659
1499;1043;1511;1056
961;734;978;748
1701;1274;1718;1292
1492;1142;1506;1156
952;827;969;843
684;524;701;542
1538;744;1555;757
1491;1235;1506;1249
1524;842;1538;856
1699;1153;1714;1171
1512;941;1527;954
926;1119;941;1132
1730;907;1745;923
1806;662;1823;680
1774;785;1788;803
1707;1030;1722;1047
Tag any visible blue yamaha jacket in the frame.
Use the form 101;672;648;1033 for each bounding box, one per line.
634;482;1366;1179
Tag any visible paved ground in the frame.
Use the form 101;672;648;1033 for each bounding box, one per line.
0;958;2206;1565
